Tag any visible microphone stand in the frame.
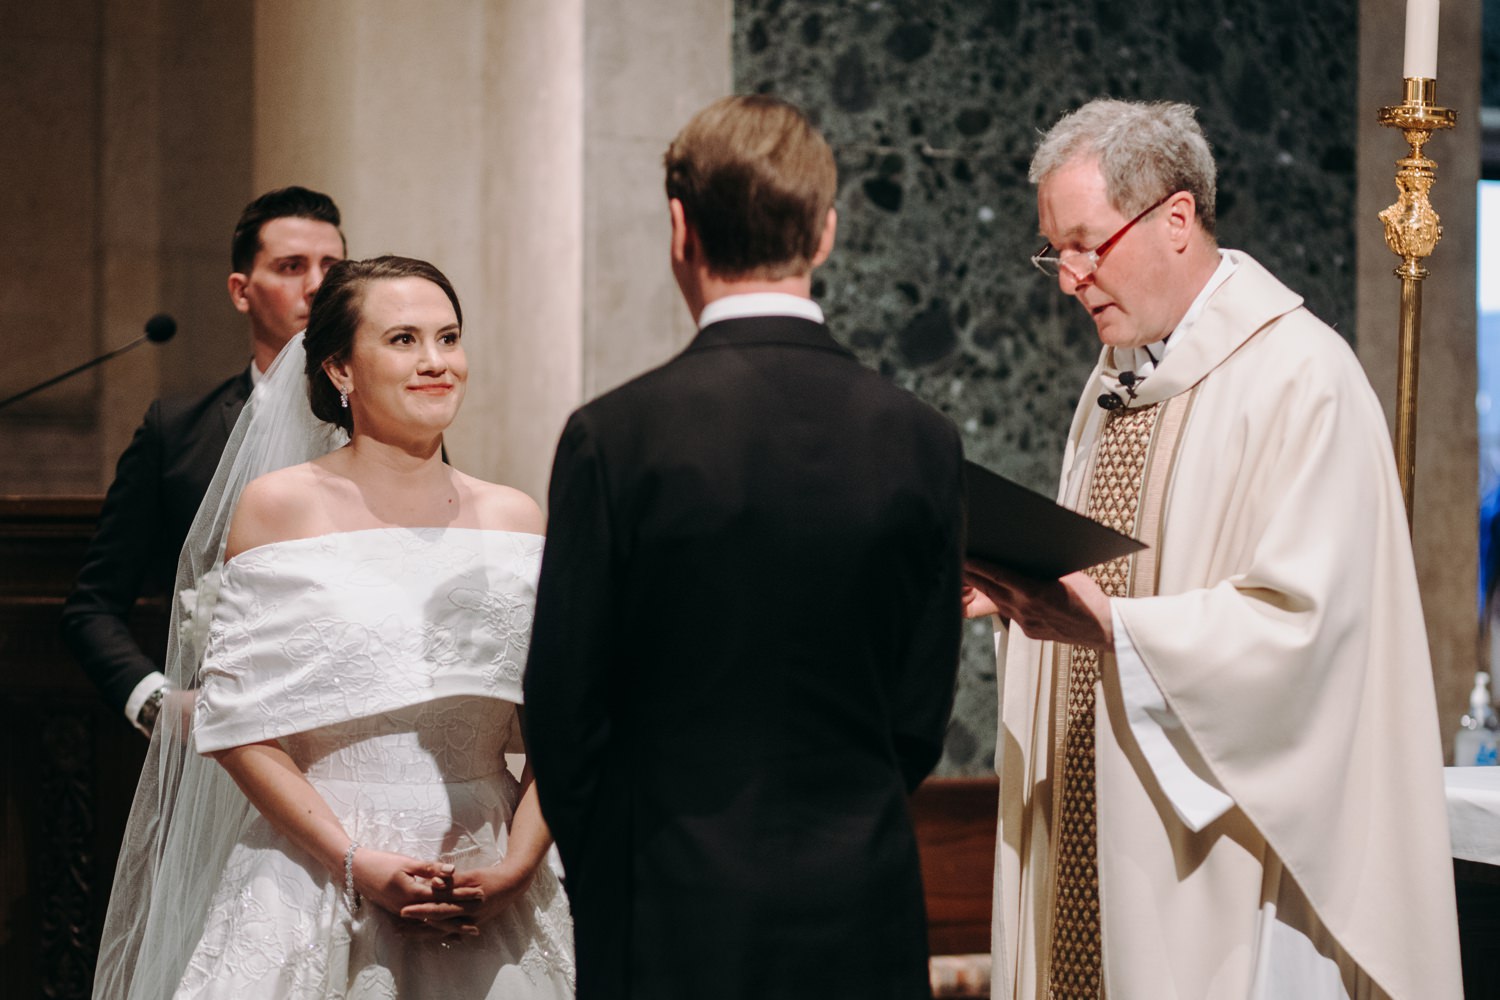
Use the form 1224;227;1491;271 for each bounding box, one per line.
0;316;176;412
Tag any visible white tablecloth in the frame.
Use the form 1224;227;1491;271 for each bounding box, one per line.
1445;766;1500;866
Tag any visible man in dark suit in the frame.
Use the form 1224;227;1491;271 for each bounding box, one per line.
61;186;345;736
523;95;965;999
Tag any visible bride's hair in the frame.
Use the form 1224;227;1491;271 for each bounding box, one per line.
303;255;464;431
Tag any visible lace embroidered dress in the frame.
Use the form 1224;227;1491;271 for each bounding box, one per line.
179;527;575;999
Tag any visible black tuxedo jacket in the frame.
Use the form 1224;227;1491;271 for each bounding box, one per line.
61;370;252;713
524;316;964;1000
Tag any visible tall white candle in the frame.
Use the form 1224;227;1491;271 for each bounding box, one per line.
1403;0;1440;79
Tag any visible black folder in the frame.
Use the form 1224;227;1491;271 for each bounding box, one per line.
964;460;1146;578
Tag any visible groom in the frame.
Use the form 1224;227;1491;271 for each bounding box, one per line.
524;95;965;999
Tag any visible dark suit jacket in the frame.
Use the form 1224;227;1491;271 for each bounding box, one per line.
523;315;964;1000
61;370;252;713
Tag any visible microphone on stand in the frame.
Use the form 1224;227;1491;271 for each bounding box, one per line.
0;314;177;412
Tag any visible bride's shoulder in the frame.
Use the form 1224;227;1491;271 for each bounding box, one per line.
453;471;545;535
224;463;333;560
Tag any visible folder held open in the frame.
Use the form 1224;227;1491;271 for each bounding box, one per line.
964;460;1146;578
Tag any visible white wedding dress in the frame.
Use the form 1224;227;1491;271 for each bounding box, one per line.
177;526;575;999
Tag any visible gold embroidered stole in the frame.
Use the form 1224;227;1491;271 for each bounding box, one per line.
1045;389;1196;1000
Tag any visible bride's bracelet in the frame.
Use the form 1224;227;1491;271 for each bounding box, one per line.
344;841;362;912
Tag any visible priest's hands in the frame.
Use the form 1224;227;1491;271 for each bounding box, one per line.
963;560;1114;651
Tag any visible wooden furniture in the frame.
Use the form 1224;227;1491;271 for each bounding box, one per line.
912;776;997;997
912;776;997;956
0;497;155;1000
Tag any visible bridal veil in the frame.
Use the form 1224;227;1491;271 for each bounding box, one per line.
92;333;346;998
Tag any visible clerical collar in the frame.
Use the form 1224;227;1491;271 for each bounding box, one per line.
1116;250;1238;378
698;292;825;329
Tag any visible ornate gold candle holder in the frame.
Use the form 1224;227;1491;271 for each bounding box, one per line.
1378;77;1456;527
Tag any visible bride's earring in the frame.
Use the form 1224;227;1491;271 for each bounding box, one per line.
339;388;349;409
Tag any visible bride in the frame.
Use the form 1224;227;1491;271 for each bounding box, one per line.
93;255;575;998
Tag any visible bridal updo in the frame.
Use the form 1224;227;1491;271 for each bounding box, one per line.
303;255;464;432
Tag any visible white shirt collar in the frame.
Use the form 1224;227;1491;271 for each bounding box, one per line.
1118;250;1238;375
697;292;825;329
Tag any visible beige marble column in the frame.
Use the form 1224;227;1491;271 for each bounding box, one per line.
1357;0;1482;747
581;0;732;401
478;0;587;505
251;0;731;504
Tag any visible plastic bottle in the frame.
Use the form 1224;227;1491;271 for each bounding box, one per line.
1453;671;1499;766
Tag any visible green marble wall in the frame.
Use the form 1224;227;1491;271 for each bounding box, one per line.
734;0;1358;775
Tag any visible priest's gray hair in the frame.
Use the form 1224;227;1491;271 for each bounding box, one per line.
1029;99;1218;237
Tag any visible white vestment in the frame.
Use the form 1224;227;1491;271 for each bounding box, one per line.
989;251;1462;1000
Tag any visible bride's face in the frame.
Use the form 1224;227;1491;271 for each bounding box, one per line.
336;276;467;440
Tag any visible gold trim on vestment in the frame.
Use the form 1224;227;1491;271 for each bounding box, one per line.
1042;388;1197;1000
1131;388;1198;599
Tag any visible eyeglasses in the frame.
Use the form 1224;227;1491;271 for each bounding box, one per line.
1030;191;1178;281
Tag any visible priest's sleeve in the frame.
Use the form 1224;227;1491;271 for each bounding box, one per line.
1106;339;1457;1000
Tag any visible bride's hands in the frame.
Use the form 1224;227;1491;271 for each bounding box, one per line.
398;858;538;935
399;763;553;939
352;848;480;918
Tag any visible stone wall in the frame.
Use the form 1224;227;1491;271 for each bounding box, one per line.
0;0;254;495
735;0;1360;774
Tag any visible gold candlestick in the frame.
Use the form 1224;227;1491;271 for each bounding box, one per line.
1378;77;1456;529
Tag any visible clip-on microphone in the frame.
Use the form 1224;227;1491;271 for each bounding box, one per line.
1097;370;1140;411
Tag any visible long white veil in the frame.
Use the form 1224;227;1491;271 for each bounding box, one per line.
92;333;347;998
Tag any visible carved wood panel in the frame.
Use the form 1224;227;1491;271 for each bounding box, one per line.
0;498;154;999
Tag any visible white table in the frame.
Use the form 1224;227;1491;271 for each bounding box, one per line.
1446;766;1500;866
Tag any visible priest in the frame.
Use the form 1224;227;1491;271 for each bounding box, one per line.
965;98;1461;1000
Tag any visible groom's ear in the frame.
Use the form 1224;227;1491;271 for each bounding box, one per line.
227;272;251;315
669;198;695;266
810;207;837;269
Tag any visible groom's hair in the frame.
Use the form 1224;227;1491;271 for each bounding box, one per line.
664;94;836;281
230;186;346;273
303;255;463;432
